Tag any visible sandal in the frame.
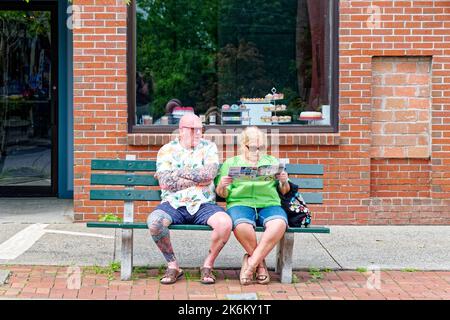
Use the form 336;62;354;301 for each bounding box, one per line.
200;267;216;284
256;260;270;285
160;268;184;285
239;254;255;286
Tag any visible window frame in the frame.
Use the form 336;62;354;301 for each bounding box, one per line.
127;0;339;134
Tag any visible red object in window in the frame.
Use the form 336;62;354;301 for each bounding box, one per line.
173;106;194;112
299;111;323;120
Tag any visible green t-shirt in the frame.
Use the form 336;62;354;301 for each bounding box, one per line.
215;155;281;209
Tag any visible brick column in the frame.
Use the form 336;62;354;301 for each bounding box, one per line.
73;0;128;220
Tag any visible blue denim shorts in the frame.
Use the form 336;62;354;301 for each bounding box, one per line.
226;205;288;230
155;202;226;225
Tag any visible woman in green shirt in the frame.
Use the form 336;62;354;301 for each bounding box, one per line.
215;127;290;285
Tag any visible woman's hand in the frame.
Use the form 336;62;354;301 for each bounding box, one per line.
277;171;289;185
277;171;290;195
219;176;233;188
216;176;232;198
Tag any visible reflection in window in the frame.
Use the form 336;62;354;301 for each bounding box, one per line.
0;10;53;186
135;0;334;126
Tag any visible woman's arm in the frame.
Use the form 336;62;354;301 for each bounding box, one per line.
215;184;229;198
277;171;290;195
216;176;232;198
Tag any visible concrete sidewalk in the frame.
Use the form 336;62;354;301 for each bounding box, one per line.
0;199;449;300
0;201;448;271
0;224;448;270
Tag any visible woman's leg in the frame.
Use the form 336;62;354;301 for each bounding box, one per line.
227;206;258;284
227;206;257;255
233;223;258;255
247;219;287;270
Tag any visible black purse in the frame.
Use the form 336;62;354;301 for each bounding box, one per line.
277;181;312;227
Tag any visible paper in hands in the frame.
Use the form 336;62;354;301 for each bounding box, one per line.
228;162;286;181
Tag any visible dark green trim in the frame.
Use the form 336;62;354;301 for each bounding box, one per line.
300;193;323;204
91;160;157;171
90;190;161;201
91;174;158;186
285;164;324;175
289;178;323;189
87;222;330;234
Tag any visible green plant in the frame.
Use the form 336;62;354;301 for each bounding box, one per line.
110;261;121;272
156;264;167;280
308;268;323;281
402;268;417;272
157;264;165;275
184;270;200;281
133;265;149;274
98;213;123;223
90;262;121;281
322;268;332;273
356;267;368;273
292;274;299;284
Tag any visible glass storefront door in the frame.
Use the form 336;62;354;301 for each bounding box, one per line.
0;2;58;196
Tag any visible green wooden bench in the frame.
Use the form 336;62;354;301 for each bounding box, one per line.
86;155;330;283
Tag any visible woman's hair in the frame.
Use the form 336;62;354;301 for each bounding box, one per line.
238;126;268;155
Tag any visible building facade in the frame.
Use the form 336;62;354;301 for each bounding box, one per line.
1;0;449;225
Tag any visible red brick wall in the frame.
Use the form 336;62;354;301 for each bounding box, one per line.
370;159;431;198
73;0;450;224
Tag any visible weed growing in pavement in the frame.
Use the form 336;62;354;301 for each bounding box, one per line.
90;262;121;280
356;267;368;273
402;268;418;272
132;265;150;278
156;264;166;280
184;270;200;281
308;268;323;281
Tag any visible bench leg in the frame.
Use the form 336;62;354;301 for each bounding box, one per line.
121;229;133;281
276;233;294;284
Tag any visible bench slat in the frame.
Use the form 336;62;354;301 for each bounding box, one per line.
301;193;323;204
285;164;323;175
87;222;330;233
91;175;322;189
90;189;322;203
90;190;161;201
92;160;157;171
91;160;324;176
289;178;323;189
91;174;159;186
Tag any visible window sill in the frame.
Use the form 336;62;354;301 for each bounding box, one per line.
128;132;340;146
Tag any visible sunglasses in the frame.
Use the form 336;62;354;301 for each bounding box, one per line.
245;145;265;152
181;127;204;134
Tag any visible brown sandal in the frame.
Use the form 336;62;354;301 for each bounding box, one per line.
200;267;216;284
239;254;255;286
256;260;270;285
160;268;184;285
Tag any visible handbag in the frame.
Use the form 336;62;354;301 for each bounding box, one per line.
277;181;312;227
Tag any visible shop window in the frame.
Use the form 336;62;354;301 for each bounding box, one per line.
128;0;338;133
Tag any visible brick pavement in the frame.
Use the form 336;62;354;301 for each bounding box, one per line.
0;265;448;300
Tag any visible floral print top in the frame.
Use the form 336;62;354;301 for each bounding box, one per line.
156;138;219;215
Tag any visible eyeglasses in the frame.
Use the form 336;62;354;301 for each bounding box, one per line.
245;145;265;152
181;127;203;135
